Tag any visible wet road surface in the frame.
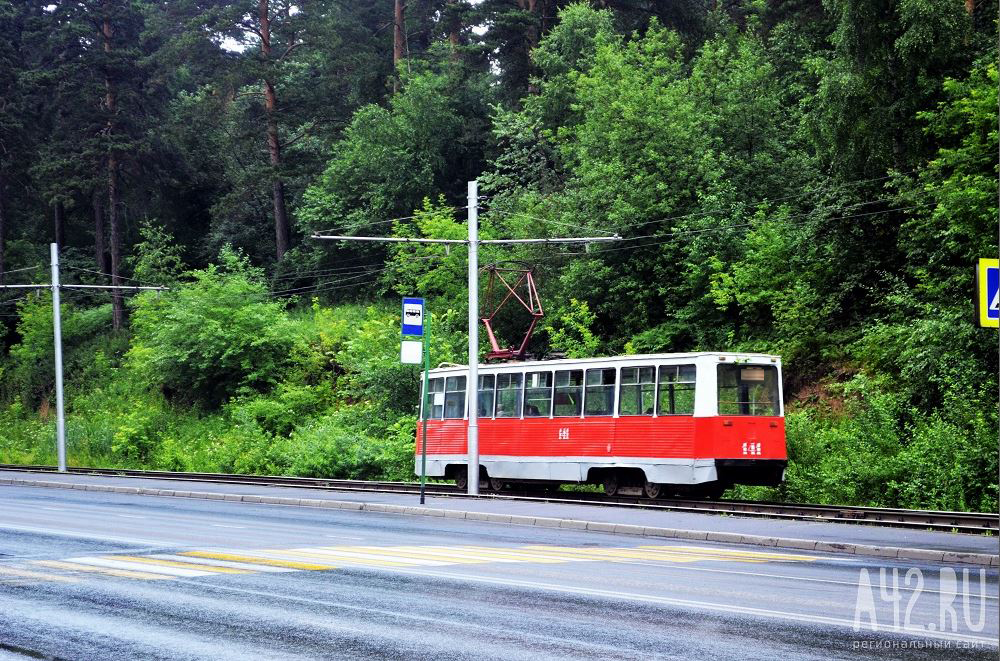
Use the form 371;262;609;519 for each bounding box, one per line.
0;486;996;660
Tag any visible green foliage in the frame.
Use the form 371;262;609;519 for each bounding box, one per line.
0;1;996;512
129;220;185;285
544;298;599;358
127;247;298;408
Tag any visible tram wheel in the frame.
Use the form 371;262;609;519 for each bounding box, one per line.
643;481;663;499
454;470;468;491
602;473;619;497
488;477;505;492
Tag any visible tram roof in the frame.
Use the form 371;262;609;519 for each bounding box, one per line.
428;352;781;374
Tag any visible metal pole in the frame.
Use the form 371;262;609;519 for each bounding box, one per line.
467;181;479;496
50;243;66;473
419;312;430;505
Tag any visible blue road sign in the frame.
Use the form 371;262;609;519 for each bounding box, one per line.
402;297;425;336
976;259;998;328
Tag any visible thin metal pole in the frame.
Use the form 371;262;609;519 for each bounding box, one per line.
50;243;66;473
467;181;479;496
419;312;430;505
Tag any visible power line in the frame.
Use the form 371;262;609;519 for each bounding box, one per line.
63;265;162;287
313;205;471;236
593;203;931;255
485;209;617;236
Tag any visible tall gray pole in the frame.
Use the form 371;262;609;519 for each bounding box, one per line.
467;181;479;496
50;243;66;473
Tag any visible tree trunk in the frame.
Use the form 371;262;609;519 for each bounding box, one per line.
393;0;406;65
0;174;6;286
518;0;540;94
259;0;290;261
446;1;461;59
965;0;974;14
93;188;108;275
53;200;65;248
393;0;406;91
102;5;124;330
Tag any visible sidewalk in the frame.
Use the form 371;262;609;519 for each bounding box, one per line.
1;470;996;564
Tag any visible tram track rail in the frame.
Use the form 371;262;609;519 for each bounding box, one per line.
1;463;995;535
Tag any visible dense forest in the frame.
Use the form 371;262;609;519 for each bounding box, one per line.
0;1;996;511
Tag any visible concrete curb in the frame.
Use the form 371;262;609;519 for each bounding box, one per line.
3;476;997;567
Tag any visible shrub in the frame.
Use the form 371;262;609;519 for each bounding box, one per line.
128;248;298;408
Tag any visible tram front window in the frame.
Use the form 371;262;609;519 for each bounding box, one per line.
717;365;779;416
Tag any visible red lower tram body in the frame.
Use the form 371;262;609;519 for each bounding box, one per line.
416;414;786;497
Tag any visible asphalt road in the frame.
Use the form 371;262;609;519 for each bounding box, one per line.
0;486;996;660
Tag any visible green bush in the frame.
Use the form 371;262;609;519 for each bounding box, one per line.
128;248;299;408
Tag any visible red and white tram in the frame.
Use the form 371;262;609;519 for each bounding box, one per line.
415;352;787;498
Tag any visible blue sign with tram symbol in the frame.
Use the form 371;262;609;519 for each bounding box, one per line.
402;297;425;336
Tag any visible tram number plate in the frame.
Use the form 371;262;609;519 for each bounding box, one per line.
742;442;762;456
558;428;570;440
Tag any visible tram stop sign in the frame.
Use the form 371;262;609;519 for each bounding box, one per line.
975;259;999;328
402;297;424;336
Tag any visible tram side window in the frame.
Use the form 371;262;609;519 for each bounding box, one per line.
584;368;616;416
478;374;495;418
495;373;522;417
619;366;655;416
523;371;553;417
657;365;696;415
444;375;467;419
718;365;779;416
426;378;444;419
553;370;583;417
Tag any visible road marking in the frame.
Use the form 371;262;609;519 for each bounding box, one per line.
147;554;297;573
61;556;215;578
116;514;147;519
256;548;416;568
0;565;80;583
24;540;830;587
432;545;582;564
33;560;168;581
334;546;490;565
110;555;251;574
211;524;246;529
40;507;64;511
180;551;335;571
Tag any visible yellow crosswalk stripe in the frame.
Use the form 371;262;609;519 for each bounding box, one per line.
451;545;586;563
180;551;335;571
33;560;168;581
267;548;416;568
332;546;491;565
390;546;563;564
111;556;252;574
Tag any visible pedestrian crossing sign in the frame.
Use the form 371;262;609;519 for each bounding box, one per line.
975;258;999;328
